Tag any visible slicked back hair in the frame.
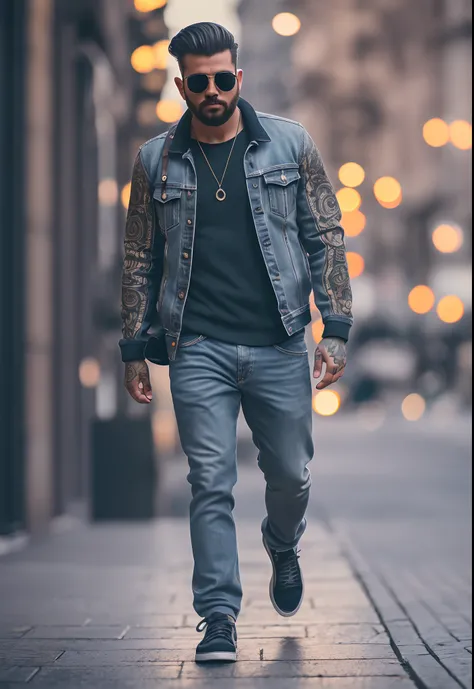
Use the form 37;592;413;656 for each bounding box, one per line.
168;22;238;74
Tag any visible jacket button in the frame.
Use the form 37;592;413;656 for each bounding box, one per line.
252;183;258;189
281;175;287;183
183;252;190;259
178;291;185;300
171;341;176;347
187;219;192;225
188;190;193;197
255;207;263;213
162;193;167;200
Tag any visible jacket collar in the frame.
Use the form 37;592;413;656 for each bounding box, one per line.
169;97;271;154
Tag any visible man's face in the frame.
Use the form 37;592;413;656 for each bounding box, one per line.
175;51;243;127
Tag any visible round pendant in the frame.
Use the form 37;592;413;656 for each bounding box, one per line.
216;188;227;202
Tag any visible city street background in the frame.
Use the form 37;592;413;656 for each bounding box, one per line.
0;0;471;687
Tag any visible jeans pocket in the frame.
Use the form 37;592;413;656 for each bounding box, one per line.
273;329;308;356
178;334;207;349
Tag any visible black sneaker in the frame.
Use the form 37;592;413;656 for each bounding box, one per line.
263;537;304;617
195;612;237;663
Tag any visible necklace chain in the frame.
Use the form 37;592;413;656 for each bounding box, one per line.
194;113;242;201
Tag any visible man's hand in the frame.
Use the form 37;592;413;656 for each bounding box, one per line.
124;360;153;404
313;337;347;390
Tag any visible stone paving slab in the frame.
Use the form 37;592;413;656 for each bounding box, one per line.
0;518;432;687
334;522;472;689
0;676;418;689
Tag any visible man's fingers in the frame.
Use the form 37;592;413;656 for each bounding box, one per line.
313;347;326;378
316;367;336;390
128;383;152;404
138;379;153;401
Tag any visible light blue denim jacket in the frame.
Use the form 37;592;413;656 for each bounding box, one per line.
120;98;353;365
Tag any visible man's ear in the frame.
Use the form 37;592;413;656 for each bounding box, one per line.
174;76;185;100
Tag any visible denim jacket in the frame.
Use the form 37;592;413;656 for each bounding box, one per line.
119;98;353;365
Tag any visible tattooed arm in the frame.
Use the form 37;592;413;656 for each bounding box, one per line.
119;149;165;404
297;129;353;388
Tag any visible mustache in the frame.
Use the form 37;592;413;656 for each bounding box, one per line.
200;99;227;108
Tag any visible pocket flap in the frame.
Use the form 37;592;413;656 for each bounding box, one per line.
263;169;301;187
153;187;182;203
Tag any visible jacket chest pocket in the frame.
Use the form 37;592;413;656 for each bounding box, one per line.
153;187;182;233
263;168;301;218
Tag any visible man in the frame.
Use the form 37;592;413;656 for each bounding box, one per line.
120;22;353;663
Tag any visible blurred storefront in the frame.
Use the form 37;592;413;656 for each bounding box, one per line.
0;0;134;535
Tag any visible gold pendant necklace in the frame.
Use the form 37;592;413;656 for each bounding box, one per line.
195;113;242;202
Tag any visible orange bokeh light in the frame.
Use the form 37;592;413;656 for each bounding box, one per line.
121;182;132;210
450;120;472;151
436;296;465;324
408;286;435;315
432;224;463;253
156;100;183;123
131;45;156;74
341;210;367;237
346;252;365;279
337;188;362;213
374;177;402;205
311;320;324;343
134;0;167;11
338;163;366;188
423;118;450;148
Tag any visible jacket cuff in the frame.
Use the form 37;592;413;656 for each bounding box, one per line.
119;339;147;363
322;320;351;343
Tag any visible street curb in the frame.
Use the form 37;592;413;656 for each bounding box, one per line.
327;520;467;689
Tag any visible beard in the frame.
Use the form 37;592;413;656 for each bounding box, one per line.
186;89;240;127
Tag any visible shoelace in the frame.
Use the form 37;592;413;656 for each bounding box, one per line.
274;548;301;587
196;615;235;643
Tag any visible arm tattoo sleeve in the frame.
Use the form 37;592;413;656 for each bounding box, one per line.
121;151;157;340
299;133;353;320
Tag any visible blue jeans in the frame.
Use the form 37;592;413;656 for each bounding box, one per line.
169;330;314;620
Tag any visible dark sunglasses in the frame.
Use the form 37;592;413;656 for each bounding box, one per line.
184;71;237;94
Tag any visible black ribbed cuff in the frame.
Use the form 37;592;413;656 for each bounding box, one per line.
119;339;147;363
322;320;351;343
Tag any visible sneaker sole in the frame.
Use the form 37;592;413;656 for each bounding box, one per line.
195;651;237;663
263;536;305;618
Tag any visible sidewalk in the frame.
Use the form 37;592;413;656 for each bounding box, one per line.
0;518;470;689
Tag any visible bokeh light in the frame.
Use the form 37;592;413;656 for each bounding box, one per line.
131;45;156;74
432;224;464;253
134;0;167;11
449;120;472;151
337;188;362;213
156;100;183;123
346;252;365;279
402;394;426;422
378;192;403;209
272;13;301;36
341;210;367;237
313;390;341;417
338;163;365;188
423;118;450;148
98;179;118;206
311;319;324;344
374;177;402;206
79;358;101;389
153;39;170;70
408;286;435;314
121;182;132;210
436;295;465;324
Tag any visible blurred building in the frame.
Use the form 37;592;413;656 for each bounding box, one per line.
0;0;134;536
290;0;472;323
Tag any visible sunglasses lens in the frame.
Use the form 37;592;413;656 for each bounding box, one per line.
187;74;209;93
214;72;237;92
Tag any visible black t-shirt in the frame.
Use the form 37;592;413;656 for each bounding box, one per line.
182;128;288;345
